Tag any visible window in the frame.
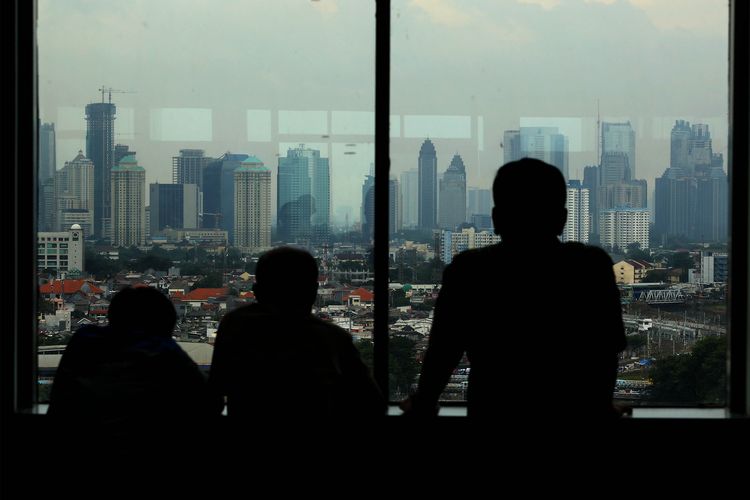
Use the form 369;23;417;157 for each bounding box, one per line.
8;1;750;418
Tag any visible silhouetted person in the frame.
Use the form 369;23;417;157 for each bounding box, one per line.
48;286;216;425
403;158;626;419
209;247;386;418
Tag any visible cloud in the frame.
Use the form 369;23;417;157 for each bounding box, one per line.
309;0;338;15
625;0;726;35
409;0;471;27
517;0;561;9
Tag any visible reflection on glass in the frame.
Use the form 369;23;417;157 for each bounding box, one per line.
36;1;375;403
390;0;728;405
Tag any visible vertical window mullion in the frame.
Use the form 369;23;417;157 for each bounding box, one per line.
374;0;391;399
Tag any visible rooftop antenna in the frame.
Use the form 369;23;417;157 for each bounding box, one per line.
596;99;601;166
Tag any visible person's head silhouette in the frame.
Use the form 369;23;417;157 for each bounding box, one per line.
108;286;177;337
492;158;567;243
253;246;319;315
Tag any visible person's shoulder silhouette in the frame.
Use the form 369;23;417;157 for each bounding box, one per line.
406;158;626;419
209;246;385;418
48;285;215;424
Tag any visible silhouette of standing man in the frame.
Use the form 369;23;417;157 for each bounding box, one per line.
403;158;626;418
209;247;386;418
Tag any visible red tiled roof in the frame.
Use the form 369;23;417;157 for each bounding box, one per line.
182;288;229;301
343;287;374;302
239;291;255;299
39;280;104;295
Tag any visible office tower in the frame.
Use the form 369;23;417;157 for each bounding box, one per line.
114;144;135;165
418;139;437;230
173;149;211;189
701;251;728;283
198;152;249;241
600;151;631;185
277;144;331;244
361;174;375;242
562;180;590;244
400;169;419;229
85;101;116;239
234;156;271;252
389;178;402;237
655;167;694;239
149;183;200;235
656;121;725;242
519;127;568;179
599;208;650;251
38;121;57;233
39;121;56;184
696;167;728;242
110;154;145;247
601;122;636;178
599;181;647;210
468;187;492;219
37;224;85;274
503;130;521;164
439;154;467;230
689;123;713;176
583;165;600;238
670;120;692;171
54;151;94;235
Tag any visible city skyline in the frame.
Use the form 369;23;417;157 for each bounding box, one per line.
38;0;728;228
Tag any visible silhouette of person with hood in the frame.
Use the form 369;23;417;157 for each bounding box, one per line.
209;246;386;418
402;158;626;419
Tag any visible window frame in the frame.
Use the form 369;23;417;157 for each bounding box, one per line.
5;0;749;417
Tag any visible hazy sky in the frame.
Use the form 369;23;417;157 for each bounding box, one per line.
38;0;729;225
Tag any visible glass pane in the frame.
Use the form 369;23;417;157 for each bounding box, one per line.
37;1;375;403
391;0;728;407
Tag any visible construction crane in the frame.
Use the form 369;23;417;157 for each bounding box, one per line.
98;86;137;103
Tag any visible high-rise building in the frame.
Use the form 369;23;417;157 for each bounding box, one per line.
389;178;402;237
467;187;492;219
562;181;590;244
110;154;145;247
670;120;692;171
439;154;467;230
54;151;94;235
439;226;501;264
234;156;271;252
277;144;331;244
599;181;647;211
361;174;375;243
173;149;211;189
583;165;600;238
114;144;134;165
656;121;726;242
85;101;116;239
519;127;568;179
149;183;200;235
599;208;650;251
418;139;438;230
600;151;631;185
601;122;636;178
503;130;521;165
399;169;419;229
199;152;250;241
39;121;56;184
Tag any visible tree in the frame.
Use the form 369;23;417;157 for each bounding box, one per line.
355;336;419;398
626;243;651;262
649;335;726;404
191;272;224;289
644;269;669;283
667;251;694;282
